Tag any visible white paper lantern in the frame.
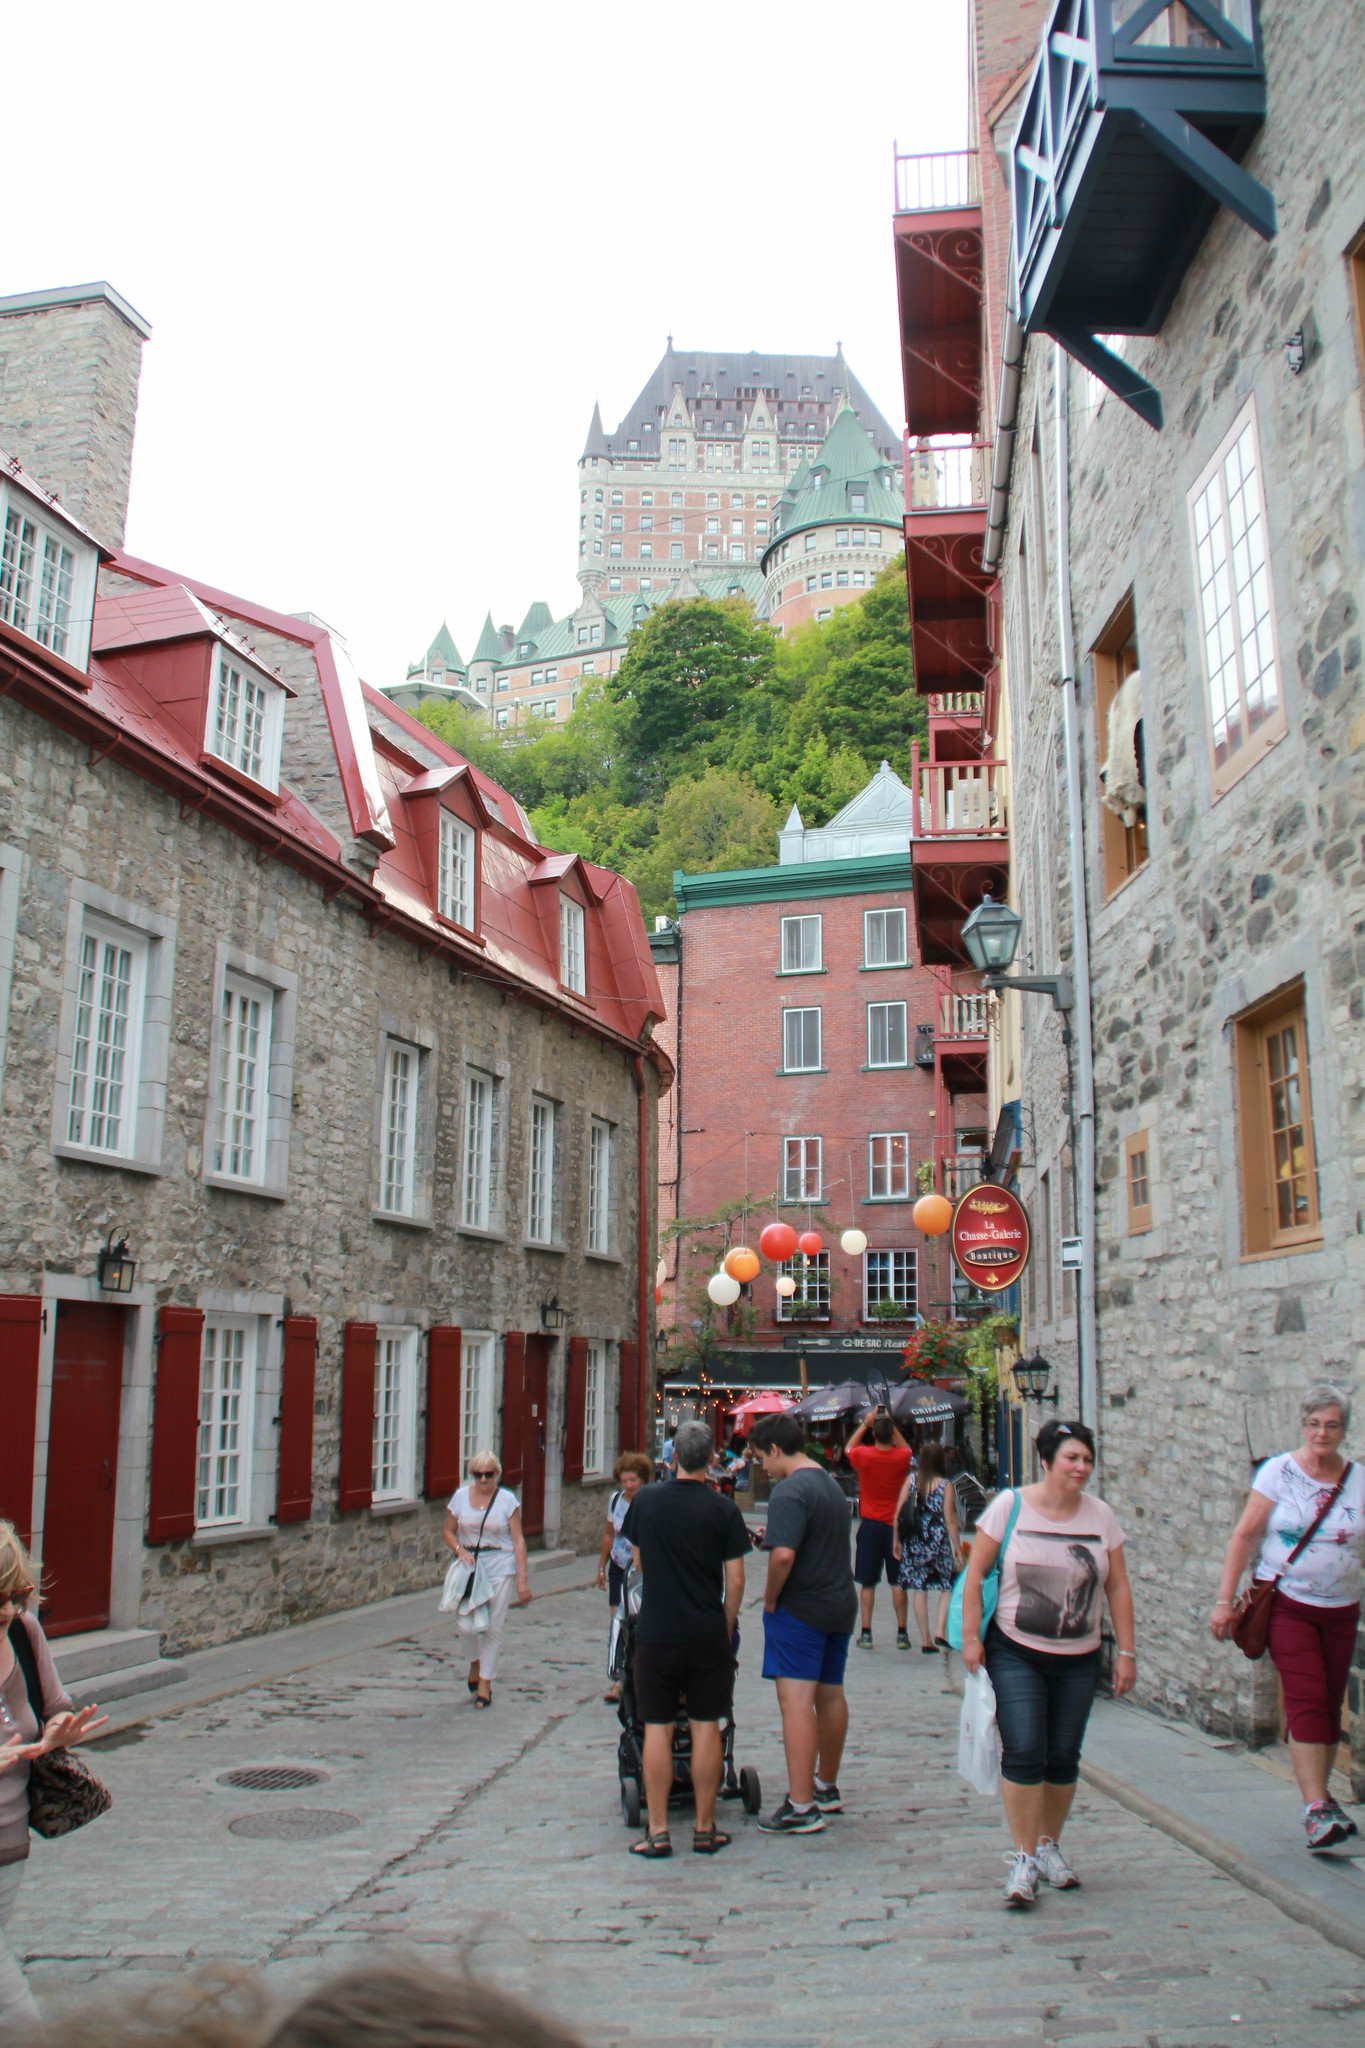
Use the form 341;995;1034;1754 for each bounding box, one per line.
655;1259;667;1287
840;1228;868;1256
707;1271;742;1307
775;1275;797;1298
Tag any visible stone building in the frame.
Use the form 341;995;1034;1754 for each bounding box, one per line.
0;283;667;1680
893;1;1364;1772
650;764;986;1415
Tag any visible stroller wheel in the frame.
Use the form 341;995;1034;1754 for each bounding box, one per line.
739;1766;762;1815
620;1777;642;1829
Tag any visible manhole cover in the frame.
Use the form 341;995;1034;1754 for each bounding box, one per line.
228;1808;359;1840
217;1766;329;1791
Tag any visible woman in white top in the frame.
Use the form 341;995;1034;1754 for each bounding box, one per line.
443;1452;532;1708
1210;1383;1362;1851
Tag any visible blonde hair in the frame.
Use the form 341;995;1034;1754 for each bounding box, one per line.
466;1449;502;1480
0;1520;37;1604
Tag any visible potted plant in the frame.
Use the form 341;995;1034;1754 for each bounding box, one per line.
867;1297;910;1322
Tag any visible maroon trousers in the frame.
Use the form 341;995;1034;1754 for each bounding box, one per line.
1267;1592;1359;1745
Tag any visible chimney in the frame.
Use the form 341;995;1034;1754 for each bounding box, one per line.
0;282;151;552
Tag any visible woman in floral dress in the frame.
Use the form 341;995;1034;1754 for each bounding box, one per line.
893;1442;962;1652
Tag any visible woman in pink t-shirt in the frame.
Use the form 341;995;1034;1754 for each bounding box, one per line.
960;1419;1136;1908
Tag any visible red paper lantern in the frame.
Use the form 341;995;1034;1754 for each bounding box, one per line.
797;1230;823;1257
758;1221;799;1262
912;1192;954;1236
724;1245;761;1283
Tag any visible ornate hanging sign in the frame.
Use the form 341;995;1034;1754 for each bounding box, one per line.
950;1182;1030;1292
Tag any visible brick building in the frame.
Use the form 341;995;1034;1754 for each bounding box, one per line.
0;283;667;1681
651;764;986;1410
892;0;1365;1775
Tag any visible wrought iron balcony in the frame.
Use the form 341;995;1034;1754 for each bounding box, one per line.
914;755;1009;839
1012;0;1274;428
894;149;980;214
902;436;993;700
893;153;983;438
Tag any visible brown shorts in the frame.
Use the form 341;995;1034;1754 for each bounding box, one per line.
633;1637;736;1723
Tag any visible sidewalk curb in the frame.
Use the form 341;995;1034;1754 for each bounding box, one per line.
1078;1757;1365;1964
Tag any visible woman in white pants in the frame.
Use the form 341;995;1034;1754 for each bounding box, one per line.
443;1454;532;1707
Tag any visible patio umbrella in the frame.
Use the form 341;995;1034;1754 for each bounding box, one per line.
727;1391;796;1420
888;1379;969;1425
791;1380;871;1421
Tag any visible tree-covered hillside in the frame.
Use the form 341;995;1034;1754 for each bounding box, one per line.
414;555;925;921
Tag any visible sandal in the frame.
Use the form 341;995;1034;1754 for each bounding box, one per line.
692;1826;732;1855
629;1831;672;1857
473;1691;492;1709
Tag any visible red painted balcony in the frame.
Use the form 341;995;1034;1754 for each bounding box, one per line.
903;436;994;700
909;742;1010;967
893;150;984;438
932;963;990;1099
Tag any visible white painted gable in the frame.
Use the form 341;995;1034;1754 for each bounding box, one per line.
777;761;912;864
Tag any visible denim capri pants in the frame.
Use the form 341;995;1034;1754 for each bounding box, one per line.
984;1629;1102;1786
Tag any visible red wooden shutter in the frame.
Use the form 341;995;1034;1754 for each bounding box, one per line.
502;1331;526;1489
618;1339;640;1453
425;1326;462;1500
338;1321;376;1512
148;1304;205;1542
563;1335;588;1485
0;1295;43;1545
275;1315;317;1525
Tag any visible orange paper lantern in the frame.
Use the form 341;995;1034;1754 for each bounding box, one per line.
724;1245;761;1283
758;1221;799;1262
796;1230;823;1257
654;1285;663;1305
912;1192;954;1236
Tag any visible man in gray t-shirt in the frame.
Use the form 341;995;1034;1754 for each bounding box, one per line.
749;1413;857;1835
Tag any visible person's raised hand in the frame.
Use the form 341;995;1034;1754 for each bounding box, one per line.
35;1704;109;1752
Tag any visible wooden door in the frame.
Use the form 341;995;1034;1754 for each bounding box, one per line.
42;1303;126;1636
519;1335;549;1537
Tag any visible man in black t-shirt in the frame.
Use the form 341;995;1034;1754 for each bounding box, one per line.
620;1419;750;1857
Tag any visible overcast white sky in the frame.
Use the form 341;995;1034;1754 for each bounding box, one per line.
5;1;968;686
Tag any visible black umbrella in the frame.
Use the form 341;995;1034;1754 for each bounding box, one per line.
888;1379;968;1424
791;1380;870;1420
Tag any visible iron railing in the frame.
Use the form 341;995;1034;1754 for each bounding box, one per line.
894;148;979;214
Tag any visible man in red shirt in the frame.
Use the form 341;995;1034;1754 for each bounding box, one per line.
845;1408;913;1648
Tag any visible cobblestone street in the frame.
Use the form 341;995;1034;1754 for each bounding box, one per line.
13;1568;1365;2046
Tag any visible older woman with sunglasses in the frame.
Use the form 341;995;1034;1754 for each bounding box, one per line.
443;1453;532;1708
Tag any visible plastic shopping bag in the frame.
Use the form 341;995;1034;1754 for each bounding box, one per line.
957;1667;1001;1795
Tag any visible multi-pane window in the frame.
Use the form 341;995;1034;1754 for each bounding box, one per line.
527;1095;555;1242
381;1042;419;1214
864;1250;918;1319
438;813;475;927
67;921;146;1155
207;657;281;788
462;1068;494;1228
867;1001;908;1067
559;896;586;993
372;1327;417;1502
460;1333;495;1469
583;1339;606;1477
863;908;907;965
782;1008;821;1072
1124;1131;1152;1234
783;1135;821;1201
588;1117;611;1252
776;1251;830;1320
0;505;77;658
215;976;271;1182
197;1321;255;1526
780;914;822;973
1189;403;1282;792
1234;988;1320;1253
868;1132;910;1200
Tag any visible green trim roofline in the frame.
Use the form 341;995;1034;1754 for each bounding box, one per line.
674;850;912;912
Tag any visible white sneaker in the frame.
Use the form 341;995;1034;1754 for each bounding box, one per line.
1002;1850;1038;1905
1034;1835;1079;1888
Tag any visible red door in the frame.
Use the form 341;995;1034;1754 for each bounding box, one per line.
520;1336;549;1538
42;1303;126;1637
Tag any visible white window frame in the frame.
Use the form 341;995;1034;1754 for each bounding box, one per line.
782;1007;822;1073
372;1024;435;1226
196;1318;257;1528
438;812;476;928
783;1135;822;1201
205;650;285;791
372;1325;419;1503
1187;398;1285;796
52;886;175;1174
527;1094;556;1243
780;913;822;974
210;971;277;1188
863;908;908;966
381;1042;418;1215
0;478;98;668
776;1251;831;1321
867;1001;908;1068
868;1132;911;1200
461;1331;497;1470
559;894;586;993
65;915;148;1160
863;1249;918;1319
462;1067;495;1229
587;1116;613;1254
583;1339;607;1478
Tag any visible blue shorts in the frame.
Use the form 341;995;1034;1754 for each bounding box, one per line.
761;1605;851;1686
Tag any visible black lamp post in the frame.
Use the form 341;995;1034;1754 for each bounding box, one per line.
96;1233;137;1293
961;893;1073;1012
1013;1350;1058;1406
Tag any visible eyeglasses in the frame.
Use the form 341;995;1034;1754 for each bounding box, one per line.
470;1468;497;1478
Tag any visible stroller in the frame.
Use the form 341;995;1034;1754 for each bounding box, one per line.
609;1569;761;1829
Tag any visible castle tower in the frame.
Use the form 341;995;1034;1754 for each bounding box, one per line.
760;398;905;635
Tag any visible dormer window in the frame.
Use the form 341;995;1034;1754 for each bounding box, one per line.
207;653;284;790
438;813;476;927
850;489;867;515
559;895;586;994
0;481;98;668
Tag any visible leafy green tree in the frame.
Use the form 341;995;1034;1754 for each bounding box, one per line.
607;598;779;783
630;768;778;920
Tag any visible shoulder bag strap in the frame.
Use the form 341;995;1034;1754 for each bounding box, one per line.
469;1494;497;1557
996;1489;1023;1569
1282;1463;1353;1569
8;1614;46;1731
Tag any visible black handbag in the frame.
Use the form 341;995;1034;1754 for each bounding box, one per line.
897;1489;923;1543
8;1616;113;1839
